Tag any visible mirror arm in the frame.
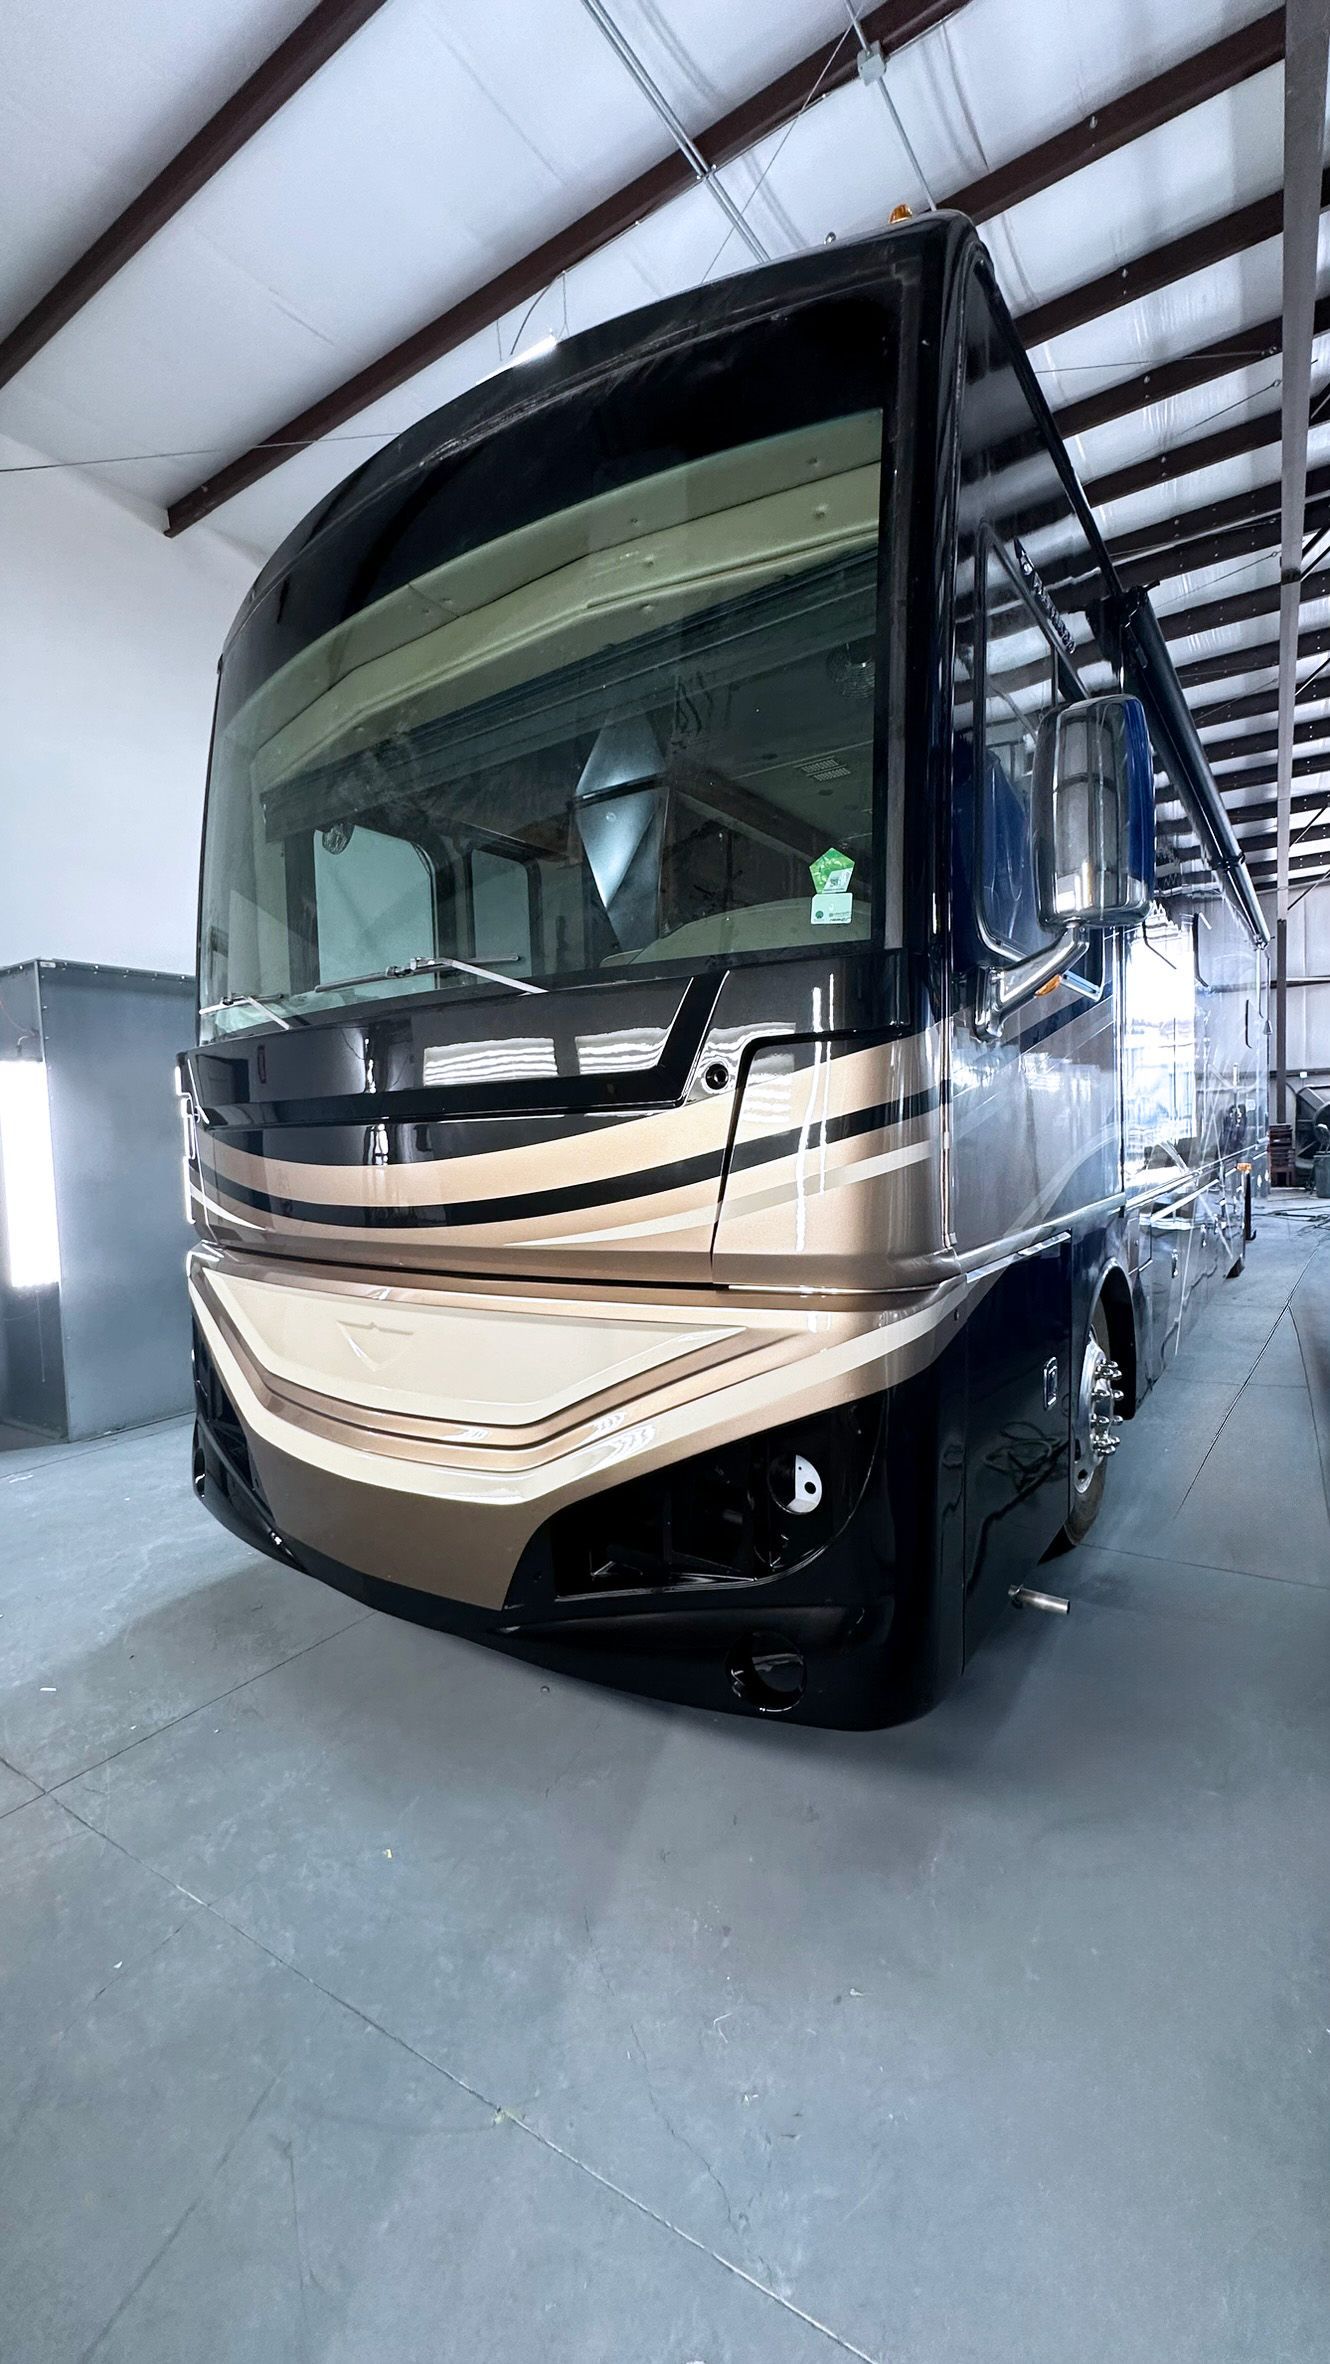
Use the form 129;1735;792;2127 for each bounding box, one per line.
973;926;1090;1043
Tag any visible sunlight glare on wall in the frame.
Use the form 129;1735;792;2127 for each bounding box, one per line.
0;1059;61;1289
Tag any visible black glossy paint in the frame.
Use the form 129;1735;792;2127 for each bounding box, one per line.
183;952;910;1133
963;1239;1072;1651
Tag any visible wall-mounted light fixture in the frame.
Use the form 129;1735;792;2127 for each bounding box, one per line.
0;1058;61;1289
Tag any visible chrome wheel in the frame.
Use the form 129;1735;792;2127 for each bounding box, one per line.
1073;1324;1124;1497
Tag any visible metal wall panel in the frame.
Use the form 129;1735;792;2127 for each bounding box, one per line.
1286;980;1330;1073
1261;886;1330;1087
0;963;66;1436
1293;883;1330;976
0;962;195;1439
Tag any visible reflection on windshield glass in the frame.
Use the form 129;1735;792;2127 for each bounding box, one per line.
200;406;886;1037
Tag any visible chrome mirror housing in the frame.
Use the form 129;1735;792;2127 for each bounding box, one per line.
974;694;1155;1041
1033;694;1154;931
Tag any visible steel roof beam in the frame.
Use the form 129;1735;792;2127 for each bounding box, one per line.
0;0;390;395
1247;852;1330;878
1175;621;1330;689
1193;688;1294;728
1114;487;1330;592
942;12;1283;220
1210;822;1330;860
1175;749;1330;796
979;445;1306;574
1018;169;1330;350
1161;788;1330;838
984;510;1330;684
1171;854;1330;895
954;433;1330;614
1084;406;1286;509
165;6;1283;533
1192;668;1330;727
1174;838;1330;874
1202;715;1330;762
985;618;1330;707
1158;570;1330;638
1056;294;1330;443
162;0;961;533
1112;463;1330;568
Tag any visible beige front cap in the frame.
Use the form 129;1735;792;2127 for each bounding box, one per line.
191;1249;966;1611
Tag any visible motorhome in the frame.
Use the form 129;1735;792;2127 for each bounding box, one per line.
181;212;1268;1728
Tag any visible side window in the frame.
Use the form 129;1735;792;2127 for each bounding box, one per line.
313;824;434;986
470;847;533;978
978;541;1061;962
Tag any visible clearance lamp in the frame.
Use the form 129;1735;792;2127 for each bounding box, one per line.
0;1058;61;1289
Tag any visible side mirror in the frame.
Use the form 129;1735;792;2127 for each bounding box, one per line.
1033;694;1154;930
973;694;1154;1042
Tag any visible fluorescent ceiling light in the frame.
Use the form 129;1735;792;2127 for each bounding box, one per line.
512;332;558;366
0;1060;61;1289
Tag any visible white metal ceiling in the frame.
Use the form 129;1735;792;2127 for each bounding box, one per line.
0;0;1325;883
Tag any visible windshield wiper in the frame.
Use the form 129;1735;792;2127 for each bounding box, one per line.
199;991;303;1029
202;954;545;1033
287;953;546;1005
382;953;546;997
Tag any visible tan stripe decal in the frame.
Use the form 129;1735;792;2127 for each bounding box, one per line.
198;1108;936;1253
192;1271;967;1512
204;1038;931;1210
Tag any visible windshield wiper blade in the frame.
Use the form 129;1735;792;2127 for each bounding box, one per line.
384;953;546;997
203;953;545;1030
285;953;547;1005
199;991;303;1029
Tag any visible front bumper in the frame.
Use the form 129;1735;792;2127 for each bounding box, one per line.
189;1247;962;1726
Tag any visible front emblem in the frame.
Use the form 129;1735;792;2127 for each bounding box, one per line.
337;1317;412;1371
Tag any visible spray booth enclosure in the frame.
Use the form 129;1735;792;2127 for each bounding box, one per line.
0;961;194;1441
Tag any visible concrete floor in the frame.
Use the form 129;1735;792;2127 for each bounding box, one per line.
2;1209;1328;2364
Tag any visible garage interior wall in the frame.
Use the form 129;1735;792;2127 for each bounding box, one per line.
1263;884;1330;1089
0;431;254;976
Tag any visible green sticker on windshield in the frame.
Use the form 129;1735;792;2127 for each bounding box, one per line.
809;847;854;894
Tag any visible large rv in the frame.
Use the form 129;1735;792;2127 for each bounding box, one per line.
182;214;1268;1729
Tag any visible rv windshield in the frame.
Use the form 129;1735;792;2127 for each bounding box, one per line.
199;298;901;1038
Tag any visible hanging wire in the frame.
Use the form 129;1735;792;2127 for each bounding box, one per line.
578;0;767;263
0;279;581;477
699;22;856;282
1293;648;1330;705
1287;791;1330;855
1033;348;1300;374
1127;374;1283;450
841;0;938;207
505;271;570;360
2;367;1306;487
0;431;403;475
1142;380;1330;603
